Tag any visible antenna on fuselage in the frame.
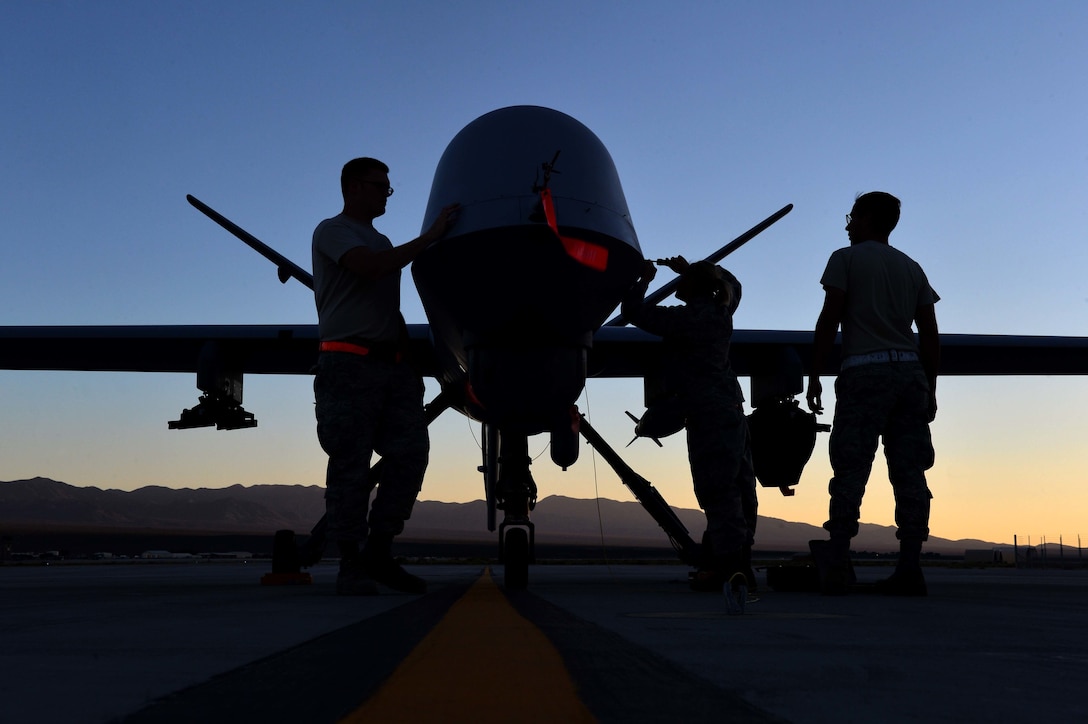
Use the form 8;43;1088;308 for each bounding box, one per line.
529;150;563;223
532;149;562;192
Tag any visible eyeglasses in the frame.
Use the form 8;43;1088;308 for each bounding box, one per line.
845;214;852;224
363;181;394;197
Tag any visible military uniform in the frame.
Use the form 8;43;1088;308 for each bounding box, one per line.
820;240;939;543
827;360;933;541
312;214;429;546
622;267;757;560
314;352;428;542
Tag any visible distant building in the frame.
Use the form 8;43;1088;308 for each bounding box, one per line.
139;550;195;559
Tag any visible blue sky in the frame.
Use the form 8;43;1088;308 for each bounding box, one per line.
2;1;1087;545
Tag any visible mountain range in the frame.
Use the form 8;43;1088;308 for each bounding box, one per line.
0;477;1002;555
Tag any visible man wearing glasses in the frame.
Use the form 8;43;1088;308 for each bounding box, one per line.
806;191;940;597
312;157;458;595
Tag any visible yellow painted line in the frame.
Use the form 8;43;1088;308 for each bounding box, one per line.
340;567;597;723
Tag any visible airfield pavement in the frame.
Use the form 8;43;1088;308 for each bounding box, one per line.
1;559;1086;723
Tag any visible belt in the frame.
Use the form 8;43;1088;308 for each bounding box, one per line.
319;340;402;363
841;350;919;370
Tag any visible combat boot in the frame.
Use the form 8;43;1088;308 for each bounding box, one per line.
690;531;722;592
335;541;379;596
877;539;927;596
741;544;758;594
875;566;927;596
809;537;855;596
690;549;747;593
363;533;427;594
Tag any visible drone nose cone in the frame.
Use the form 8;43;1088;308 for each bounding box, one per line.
421;105;639;250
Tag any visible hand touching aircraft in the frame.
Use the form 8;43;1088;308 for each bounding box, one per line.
3;106;1087;588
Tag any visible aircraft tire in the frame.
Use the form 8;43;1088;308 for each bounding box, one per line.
503;527;530;590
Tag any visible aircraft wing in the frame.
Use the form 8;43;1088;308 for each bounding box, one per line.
4;325;1085;379
588;327;1088;378
0;324;438;376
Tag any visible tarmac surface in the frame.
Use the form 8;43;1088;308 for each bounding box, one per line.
2;559;1086;723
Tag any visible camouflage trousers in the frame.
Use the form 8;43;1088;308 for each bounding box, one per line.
825;361;934;542
314;352;429;543
686;397;757;556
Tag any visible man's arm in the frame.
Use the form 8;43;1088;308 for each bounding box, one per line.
806;286;845;414
915;302;940;420
340;203;459;281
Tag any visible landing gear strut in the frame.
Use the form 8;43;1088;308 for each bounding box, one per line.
501;526;531;590
478;414;701;590
483;427;537;591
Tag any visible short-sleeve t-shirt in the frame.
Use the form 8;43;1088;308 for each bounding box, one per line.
312;214;402;342
820;241;940;357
